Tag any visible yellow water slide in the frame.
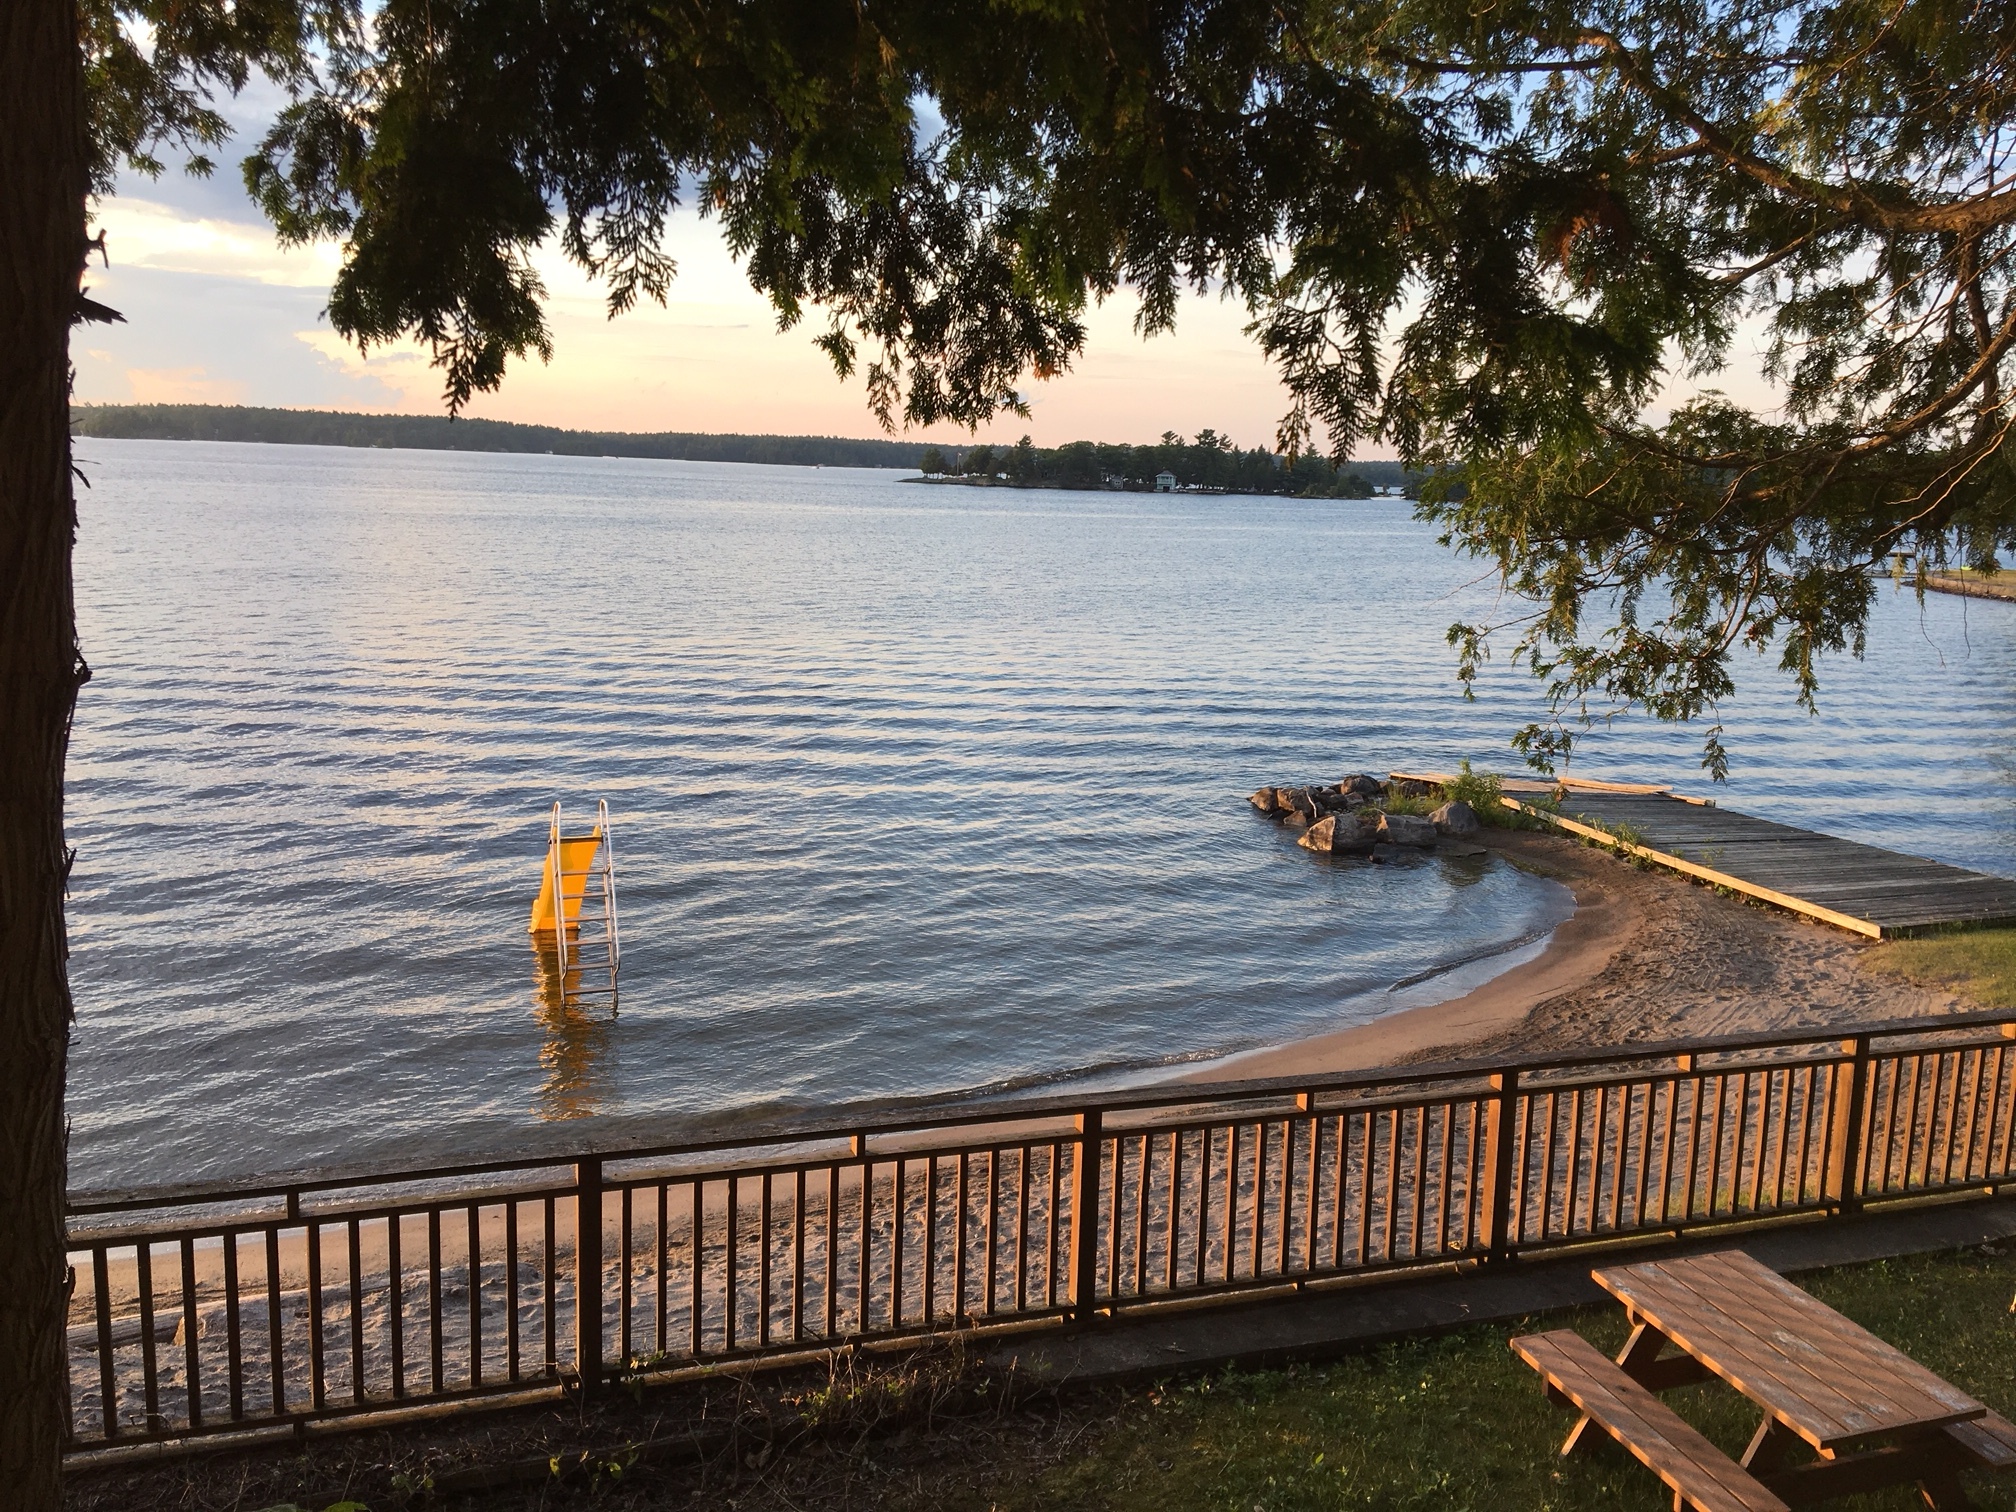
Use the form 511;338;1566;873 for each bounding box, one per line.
528;827;604;934
528;800;622;1001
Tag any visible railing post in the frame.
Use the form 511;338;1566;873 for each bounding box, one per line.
1067;1110;1103;1322
574;1156;604;1398
1481;1071;1519;1262
1826;1036;1872;1212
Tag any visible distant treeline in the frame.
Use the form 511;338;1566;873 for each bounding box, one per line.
918;431;1402;497
71;404;932;469
70;405;1415;495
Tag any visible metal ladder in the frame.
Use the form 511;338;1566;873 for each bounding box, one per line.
542;799;621;1006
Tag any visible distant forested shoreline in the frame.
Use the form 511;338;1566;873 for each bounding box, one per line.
71;405;1414;496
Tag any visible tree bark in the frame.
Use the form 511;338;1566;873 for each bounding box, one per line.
0;0;89;1500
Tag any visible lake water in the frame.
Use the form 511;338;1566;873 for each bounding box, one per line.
65;440;2016;1190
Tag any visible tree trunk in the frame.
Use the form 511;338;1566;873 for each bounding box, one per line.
0;0;88;1500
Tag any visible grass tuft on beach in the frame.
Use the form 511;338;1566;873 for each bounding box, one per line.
1866;925;2016;1008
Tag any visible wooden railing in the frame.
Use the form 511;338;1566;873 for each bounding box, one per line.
64;1010;2016;1452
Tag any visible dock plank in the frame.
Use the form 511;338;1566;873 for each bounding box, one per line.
1522;788;2016;937
1390;773;2016;938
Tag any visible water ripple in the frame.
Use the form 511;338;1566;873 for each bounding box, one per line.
63;440;2016;1188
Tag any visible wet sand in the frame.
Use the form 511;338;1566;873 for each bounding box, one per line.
1197;829;1964;1082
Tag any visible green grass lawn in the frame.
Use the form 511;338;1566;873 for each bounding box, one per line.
879;1245;2016;1512
1867;926;2016;1009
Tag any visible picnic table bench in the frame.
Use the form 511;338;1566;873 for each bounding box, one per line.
1513;1249;2016;1510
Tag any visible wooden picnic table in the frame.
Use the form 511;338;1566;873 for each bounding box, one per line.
1580;1249;2007;1508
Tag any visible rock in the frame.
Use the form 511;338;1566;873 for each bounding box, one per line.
1300;813;1379;855
1389;777;1438;799
1249;788;1280;813
1430;799;1482;835
1337;773;1383;802
1278;786;1320;823
1378;812;1438;847
1438;840;1488;858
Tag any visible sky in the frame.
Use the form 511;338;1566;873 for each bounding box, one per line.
71;79;1317;452
71;83;1773;454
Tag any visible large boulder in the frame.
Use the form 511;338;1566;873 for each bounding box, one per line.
1249;787;1281;813
1430;799;1482;835
1300;812;1379;855
1337;773;1383;802
1378;812;1438;847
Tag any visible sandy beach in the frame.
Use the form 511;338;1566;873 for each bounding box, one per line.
1197;828;1965;1081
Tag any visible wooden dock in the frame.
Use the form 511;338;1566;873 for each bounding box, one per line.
1394;773;2016;938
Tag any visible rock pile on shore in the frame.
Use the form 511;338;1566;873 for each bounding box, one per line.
1250;776;1485;860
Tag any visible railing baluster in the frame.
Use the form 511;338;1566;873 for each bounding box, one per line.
888;1160;904;1329
543;1195;558;1375
306;1219;325;1411
794;1168;808;1341
725;1172;740;1349
388;1214;405;1399
1729;1072;1751;1214
1107;1140;1125;1297
859;1145;874;1331
1829;1037;1872;1209
920;1159;935;1326
347;1221;364;1404
266;1225;286;1416
1992;1037;2016;1177
654;1182;668;1357
689;1181;703;1358
983;1150;1001;1315
620;1184;635;1365
825;1164;841;1339
575;1159;603;1393
468;1205;484;1390
136;1240;159;1431
1017;1145;1032;1312
1068;1111;1103;1320
759;1170;774;1346
507;1200;522;1381
93;1246;118;1438
427;1208;443;1394
1047;1142;1062;1307
223;1231;245;1420
180;1236;203;1429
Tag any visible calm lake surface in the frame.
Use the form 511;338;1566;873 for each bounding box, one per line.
65;440;2016;1189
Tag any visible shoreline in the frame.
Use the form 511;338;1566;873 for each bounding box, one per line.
1183;827;1968;1085
1180;830;1637;1081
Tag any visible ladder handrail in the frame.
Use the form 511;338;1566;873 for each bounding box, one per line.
599;798;621;973
549;801;569;976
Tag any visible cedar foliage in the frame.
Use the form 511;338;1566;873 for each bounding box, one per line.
79;0;2016;768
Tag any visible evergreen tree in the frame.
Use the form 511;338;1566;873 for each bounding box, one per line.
7;3;2014;1495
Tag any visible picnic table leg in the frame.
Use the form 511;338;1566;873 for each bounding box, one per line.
1562;1324;1669;1457
1915;1468;1980;1511
1741;1418;1798;1475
